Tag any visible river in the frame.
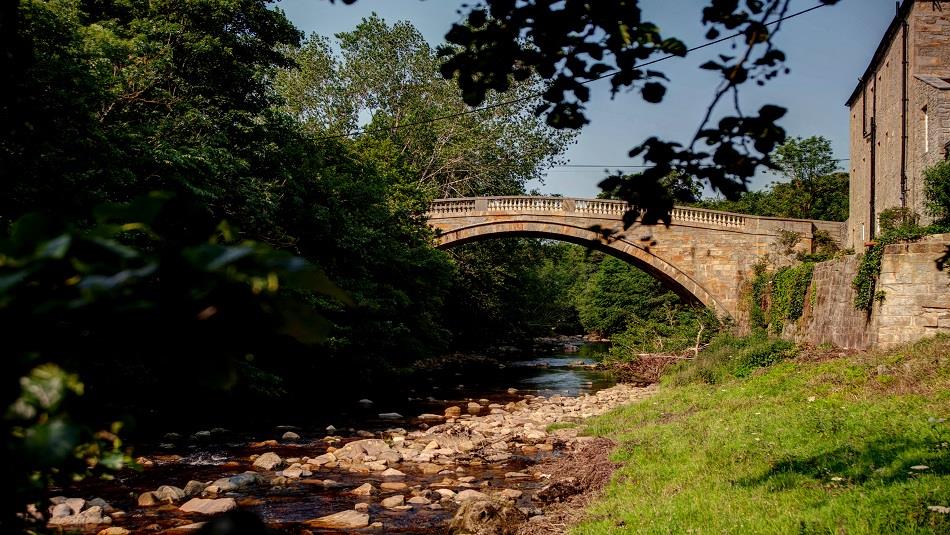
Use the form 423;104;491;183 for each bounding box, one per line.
52;344;620;534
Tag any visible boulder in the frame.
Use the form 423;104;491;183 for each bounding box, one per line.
183;480;208;498
252;452;282;471
208;472;262;492
155;485;186;503
449;498;526;535
137;492;161;507
305;510;370;530
86;498;114;514
179;498;238;515
350;483;376;496
380;495;404;509
65;498;85;515
48;506;111;527
334;439;392;460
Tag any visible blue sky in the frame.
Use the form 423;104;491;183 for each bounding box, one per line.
278;0;895;198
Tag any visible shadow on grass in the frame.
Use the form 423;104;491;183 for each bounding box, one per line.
737;437;950;490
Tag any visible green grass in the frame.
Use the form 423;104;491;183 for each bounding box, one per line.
574;335;950;534
547;422;579;432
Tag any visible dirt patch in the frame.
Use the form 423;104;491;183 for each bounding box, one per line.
517;438;619;535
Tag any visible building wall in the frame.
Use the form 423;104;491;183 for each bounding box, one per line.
847;1;950;249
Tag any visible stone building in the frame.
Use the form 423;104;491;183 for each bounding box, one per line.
847;0;950;249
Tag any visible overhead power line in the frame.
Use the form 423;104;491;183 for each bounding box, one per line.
316;3;832;141
551;158;850;169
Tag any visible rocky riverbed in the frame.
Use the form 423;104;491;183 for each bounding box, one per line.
43;379;656;534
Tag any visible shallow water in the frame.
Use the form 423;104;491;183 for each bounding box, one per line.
54;347;614;533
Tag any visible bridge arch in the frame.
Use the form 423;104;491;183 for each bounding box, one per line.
435;219;730;318
428;196;848;321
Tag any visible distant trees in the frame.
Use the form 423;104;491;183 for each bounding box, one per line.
695;135;848;222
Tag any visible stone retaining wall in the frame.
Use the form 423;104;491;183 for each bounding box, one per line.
779;233;950;349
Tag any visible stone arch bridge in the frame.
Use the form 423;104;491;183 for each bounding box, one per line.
427;196;846;319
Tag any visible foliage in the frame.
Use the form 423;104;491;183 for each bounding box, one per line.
607;307;721;360
661;332;796;386
579;335;950;534
694;136;847;222
747;260;815;333
275;16;574;199
878;207;921;234
575;256;680;337
0;194;342;528
852;222;932;312
924;160;950;226
439;0;840;225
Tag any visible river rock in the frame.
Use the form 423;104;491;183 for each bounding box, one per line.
50;503;72;518
65;497;85;515
418;413;444;422
380;482;408;491
358;399;374;407
137;492;161;507
97;528;131;535
355;502;370;512
381;495;405;509
444;406;462;418
335;439;392;460
249;439;278;448
378;412;403;420
282;431;301;442
208;472;262;493
179;498;237;515
467;402;482;415
381;468;405;477
350;483;376;496
252;451;282;470
183;480;208;498
86;498;114;514
155;485;186;503
499;489;523;500
448;498;526;535
455;489;489;502
418;462;443;475
48;506;111;527
306;510;370;529
408;496;431;505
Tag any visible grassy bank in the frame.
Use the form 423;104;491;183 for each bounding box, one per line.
575;335;950;534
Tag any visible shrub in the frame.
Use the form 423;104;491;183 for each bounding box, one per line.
924;160;950;225
663;333;798;385
877;206;920;233
747;260;815;333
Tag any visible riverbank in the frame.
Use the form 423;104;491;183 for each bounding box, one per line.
42;377;655;533
570;334;950;534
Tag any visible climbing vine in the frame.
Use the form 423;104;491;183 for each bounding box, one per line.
851;224;931;311
748;260;815;333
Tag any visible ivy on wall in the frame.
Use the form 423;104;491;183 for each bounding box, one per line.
748;260;815;334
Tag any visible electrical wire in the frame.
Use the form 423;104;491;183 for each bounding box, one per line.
315;3;832;141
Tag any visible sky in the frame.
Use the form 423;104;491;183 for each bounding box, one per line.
277;0;897;198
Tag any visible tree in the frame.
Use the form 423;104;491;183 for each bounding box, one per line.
430;0;841;224
770;135;841;218
276;15;575;199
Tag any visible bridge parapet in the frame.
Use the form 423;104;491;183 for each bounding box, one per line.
427;196;832;234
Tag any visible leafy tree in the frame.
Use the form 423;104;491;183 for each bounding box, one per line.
435;0;841;224
924;160;950;226
575;256;681;336
276;15;574;199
